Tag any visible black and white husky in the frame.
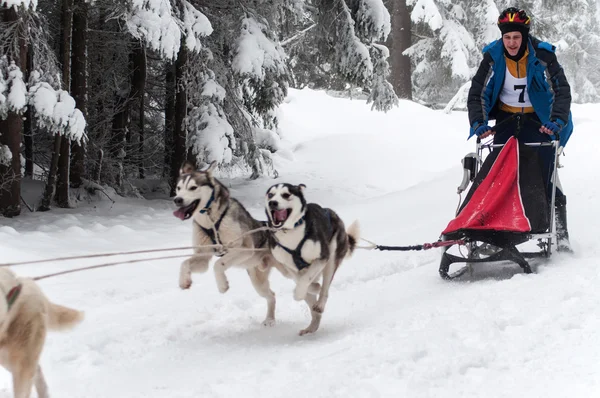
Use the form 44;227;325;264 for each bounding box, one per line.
173;161;290;326
265;183;360;335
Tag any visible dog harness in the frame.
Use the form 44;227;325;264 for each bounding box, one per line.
274;209;332;270
197;203;230;246
5;284;22;311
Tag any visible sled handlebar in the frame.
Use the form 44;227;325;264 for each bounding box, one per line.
481;141;558;149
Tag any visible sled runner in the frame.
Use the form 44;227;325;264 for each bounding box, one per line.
439;135;560;280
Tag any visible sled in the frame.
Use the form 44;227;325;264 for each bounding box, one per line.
439;135;561;280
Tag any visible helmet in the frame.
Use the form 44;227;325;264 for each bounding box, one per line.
498;7;531;29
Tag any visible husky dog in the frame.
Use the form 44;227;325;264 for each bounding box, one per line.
173;161;290;326
265;183;360;335
0;267;84;398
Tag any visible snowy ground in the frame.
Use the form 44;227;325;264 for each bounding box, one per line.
1;89;599;397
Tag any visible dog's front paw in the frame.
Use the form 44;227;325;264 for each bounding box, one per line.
214;268;230;294
299;327;316;336
262;317;276;327
216;279;229;294
179;275;192;290
179;261;192;289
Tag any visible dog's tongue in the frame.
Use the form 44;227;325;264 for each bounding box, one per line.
274;209;288;223
173;208;187;220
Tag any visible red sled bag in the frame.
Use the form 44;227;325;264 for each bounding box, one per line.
442;137;549;247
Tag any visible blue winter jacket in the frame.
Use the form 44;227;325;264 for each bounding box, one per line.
467;36;573;147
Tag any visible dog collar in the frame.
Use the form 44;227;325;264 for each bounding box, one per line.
199;190;215;214
6;284;22;311
293;215;305;228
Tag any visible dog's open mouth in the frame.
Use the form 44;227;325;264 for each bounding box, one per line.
173;200;200;221
271;208;291;227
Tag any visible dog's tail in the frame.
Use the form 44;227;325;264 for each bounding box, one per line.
48;302;84;331
345;220;360;257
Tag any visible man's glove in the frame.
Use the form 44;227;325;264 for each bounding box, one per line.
474;123;492;137
542;118;566;134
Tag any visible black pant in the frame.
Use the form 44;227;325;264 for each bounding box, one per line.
492;111;565;204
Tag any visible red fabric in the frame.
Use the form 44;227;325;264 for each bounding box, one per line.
442;137;531;235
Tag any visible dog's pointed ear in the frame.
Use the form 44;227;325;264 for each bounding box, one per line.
298;184;306;192
218;183;230;203
205;160;218;174
180;161;196;175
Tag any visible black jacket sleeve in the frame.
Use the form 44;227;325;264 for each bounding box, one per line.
467;52;494;128
535;48;571;123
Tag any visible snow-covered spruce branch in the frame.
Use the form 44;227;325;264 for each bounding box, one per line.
123;0;212;60
24;69;87;143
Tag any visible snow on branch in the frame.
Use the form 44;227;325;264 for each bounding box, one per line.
356;0;392;43
0;145;11;166
187;103;234;165
232;17;289;118
125;0;212;60
0;60;27;118
335;2;373;86
232;17;288;81
125;0;181;59
182;0;213;53
440;21;474;80
367;44;398;112
27;71;86;143
410;0;443;31
0;61;85;142
186;70;235;165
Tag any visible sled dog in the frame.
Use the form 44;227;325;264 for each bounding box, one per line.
265;183;359;335
173;161;290;326
0;267;84;398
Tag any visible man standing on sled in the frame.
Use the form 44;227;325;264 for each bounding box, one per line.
466;7;574;252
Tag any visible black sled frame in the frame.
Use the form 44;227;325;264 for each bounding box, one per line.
439;138;560;280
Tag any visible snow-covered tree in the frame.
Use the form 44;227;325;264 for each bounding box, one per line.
406;0;495;104
1;2;85;215
368;43;398;111
284;0;398;110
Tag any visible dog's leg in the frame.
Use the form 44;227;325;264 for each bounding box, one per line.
313;259;337;314
12;366;36;398
293;260;326;301
213;251;258;293
179;253;211;289
11;314;46;398
247;266;277;327
34;365;49;398
299;293;322;336
12;348;43;398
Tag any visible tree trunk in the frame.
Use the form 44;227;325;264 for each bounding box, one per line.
23;44;34;178
131;44;146;179
388;0;412;99
170;39;187;196
109;93;129;188
39;136;62;211
164;61;176;179
0;6;26;217
70;0;88;188
55;0;74;207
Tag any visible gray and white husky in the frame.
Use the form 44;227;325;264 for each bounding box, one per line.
265;183;360;335
173;161;290;326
